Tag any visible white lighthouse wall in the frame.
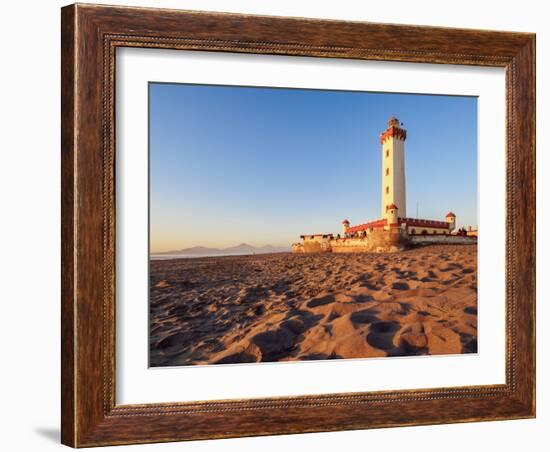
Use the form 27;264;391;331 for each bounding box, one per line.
381;136;406;218
392;137;407;217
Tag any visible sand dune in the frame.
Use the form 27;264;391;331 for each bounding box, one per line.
149;244;477;366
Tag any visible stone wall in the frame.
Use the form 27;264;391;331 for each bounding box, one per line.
409;235;477;245
330;238;374;253
302;239;331;253
331;228;408;253
292;237;332;253
292;229;475;255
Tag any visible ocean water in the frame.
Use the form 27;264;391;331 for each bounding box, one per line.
150;251;288;260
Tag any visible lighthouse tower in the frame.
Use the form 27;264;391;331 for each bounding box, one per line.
380;117;407;218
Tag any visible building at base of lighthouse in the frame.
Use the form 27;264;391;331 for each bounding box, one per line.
292;117;476;254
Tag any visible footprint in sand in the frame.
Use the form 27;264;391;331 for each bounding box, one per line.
440;266;456;272
307;295;335;308
352;294;374;303
156;332;190;351
459;332;478;353
350;309;379;325
327;312;341;321
215;351;257;364
253;305;265;316
299;352;343;361
361;282;380;291
366;321;401;350
251;328;297;361
391;281;410;290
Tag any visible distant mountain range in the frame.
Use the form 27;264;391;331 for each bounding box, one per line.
154;243;290;256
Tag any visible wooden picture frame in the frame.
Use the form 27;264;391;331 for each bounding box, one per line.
61;3;535;447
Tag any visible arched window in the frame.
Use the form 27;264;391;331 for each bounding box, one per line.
386;150;389;158
422;229;427;235
386;186;389;194
386;168;389;176
411;229;416;234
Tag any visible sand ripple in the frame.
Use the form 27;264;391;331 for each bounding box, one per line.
149;244;477;366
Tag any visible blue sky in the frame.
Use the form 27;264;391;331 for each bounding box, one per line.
149;83;477;252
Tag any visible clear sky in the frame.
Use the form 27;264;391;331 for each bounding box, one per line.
149;83;477;252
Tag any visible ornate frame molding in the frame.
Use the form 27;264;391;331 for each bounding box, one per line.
62;4;535;447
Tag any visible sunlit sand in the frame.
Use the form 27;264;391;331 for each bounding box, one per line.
149;244;477;366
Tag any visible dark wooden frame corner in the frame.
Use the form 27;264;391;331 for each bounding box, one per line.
61;3;535;447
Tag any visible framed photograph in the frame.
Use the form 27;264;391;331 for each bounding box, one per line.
61;3;535;447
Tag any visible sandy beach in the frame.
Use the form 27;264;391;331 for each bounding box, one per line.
149;244;477;367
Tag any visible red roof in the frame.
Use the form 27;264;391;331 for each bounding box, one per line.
345;215;452;234
342;219;350;224
347;218;387;233
446;212;456;218
386;203;398;211
380;125;407;144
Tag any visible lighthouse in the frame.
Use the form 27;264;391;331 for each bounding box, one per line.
380;117;407;218
293;116;467;253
